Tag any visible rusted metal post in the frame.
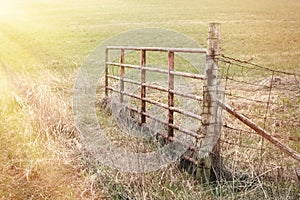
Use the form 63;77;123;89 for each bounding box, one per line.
105;48;109;97
168;51;175;137
120;49;125;102
141;50;146;124
197;23;221;183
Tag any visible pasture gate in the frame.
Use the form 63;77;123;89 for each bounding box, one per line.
103;23;300;182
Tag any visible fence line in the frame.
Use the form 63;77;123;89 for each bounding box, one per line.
218;54;300;164
104;47;300;163
218;99;300;162
102;27;300;187
219;54;300;76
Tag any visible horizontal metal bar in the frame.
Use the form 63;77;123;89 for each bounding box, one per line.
107;62;205;80
107;87;141;100
143;83;168;92
142;112;202;139
125;105;139;113
122;105;202;140
170;70;205;80
107;88;169;109
110;90;167;109
170;89;203;101
120;107;200;164
107;87;202;120
107;75;141;85
106;74;120;80
106;62;205;80
107;80;203;102
106;86;116;92
141;84;203;102
140;111;167;125
107;46;207;53
168;123;203;139
143;98;169;109
107;62;141;70
156;132;196;152
107;62;169;74
170;107;201;120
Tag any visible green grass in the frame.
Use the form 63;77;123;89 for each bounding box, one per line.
1;0;299;71
0;0;299;199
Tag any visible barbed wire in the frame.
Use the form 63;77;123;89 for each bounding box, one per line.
219;54;300;77
223;124;300;142
225;93;300;108
218;54;300;154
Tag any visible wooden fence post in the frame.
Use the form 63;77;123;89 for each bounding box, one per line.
196;23;222;183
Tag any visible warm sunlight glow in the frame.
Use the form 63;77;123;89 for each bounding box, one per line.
0;0;18;20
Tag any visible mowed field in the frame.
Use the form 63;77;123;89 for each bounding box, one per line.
0;0;299;199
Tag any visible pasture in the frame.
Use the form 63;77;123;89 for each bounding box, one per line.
0;0;299;199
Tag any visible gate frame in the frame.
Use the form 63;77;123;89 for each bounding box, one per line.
104;23;222;182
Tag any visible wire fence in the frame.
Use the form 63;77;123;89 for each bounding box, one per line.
101;44;299;185
218;54;300;182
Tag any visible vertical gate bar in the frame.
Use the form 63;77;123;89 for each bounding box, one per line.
168;51;175;137
120;49;125;103
141;50;146;124
105;48;109;97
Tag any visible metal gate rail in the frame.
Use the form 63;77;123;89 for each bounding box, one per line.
105;46;206;140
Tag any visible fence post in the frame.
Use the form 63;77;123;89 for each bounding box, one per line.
141;50;146;124
197;23;221;183
120;49;125;103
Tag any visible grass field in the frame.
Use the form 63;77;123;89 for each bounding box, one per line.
0;0;299;199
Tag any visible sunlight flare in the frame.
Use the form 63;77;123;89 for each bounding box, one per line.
0;1;14;16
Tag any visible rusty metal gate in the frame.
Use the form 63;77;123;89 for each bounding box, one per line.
105;46;207;141
102;23;223;171
102;23;300;179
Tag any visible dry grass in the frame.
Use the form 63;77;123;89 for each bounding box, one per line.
93;75;300;199
1;61;299;199
218;64;300;199
1;56;299;200
85;52;300;199
0;68;105;199
1;0;299;198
